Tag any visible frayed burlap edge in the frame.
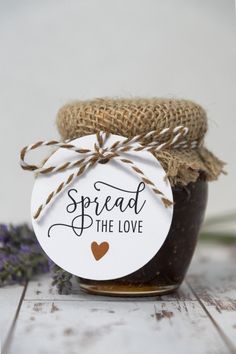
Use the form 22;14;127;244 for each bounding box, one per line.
154;148;224;186
56;98;225;187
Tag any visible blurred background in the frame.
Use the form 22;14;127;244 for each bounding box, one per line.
0;0;235;228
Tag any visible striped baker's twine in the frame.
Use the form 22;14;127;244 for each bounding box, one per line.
20;126;197;220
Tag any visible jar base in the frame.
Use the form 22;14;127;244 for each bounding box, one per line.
79;282;180;297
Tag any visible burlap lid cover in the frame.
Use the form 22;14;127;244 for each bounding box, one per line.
56;98;224;186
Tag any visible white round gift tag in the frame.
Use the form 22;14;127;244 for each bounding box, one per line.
31;134;173;280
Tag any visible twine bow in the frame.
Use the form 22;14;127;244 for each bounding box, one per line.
20;126;193;220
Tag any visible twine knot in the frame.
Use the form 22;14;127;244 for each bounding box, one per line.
20;126;196;220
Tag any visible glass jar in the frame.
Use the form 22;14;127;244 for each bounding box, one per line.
56;97;223;297
78;178;208;296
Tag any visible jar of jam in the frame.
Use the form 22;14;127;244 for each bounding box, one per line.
56;98;224;296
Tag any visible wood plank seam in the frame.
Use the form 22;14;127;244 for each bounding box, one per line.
2;282;28;354
186;281;236;354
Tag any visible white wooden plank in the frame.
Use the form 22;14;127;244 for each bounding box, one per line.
0;283;25;349
24;274;195;302
187;243;236;350
8;299;228;354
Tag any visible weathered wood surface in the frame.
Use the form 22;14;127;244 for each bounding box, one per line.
1;243;236;354
0;284;26;352
187;244;236;352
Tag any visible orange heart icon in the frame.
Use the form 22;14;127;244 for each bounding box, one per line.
91;241;109;261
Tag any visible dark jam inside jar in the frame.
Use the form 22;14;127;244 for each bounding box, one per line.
79;178;208;296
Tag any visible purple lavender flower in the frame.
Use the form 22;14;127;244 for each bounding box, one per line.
0;224;51;286
0;223;74;294
0;224;10;244
20;244;32;253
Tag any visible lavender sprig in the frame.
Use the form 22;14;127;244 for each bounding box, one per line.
0;223;74;294
51;263;73;294
0;224;50;286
